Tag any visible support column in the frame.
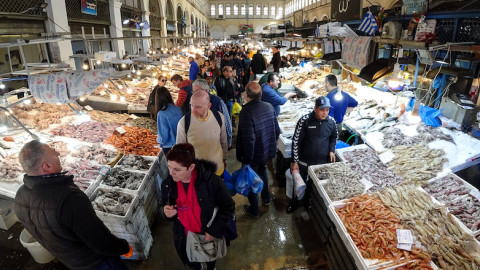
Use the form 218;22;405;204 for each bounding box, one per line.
174;20;178;37
142;11;151;51
44;0;75;68
160;17;167;48
109;0;125;58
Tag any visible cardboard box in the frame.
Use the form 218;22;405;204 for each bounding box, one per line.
0;199;18;230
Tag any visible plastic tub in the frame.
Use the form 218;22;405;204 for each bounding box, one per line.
19;229;55;264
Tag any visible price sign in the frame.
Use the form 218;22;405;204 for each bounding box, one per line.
99;166;110;176
99;90;107;96
84;105;93;111
115;127;126;134
6;148;19;156
130;114;139;119
72;117;89;126
379;150;395;164
396;229;413;251
14;136;26;144
360;178;374;191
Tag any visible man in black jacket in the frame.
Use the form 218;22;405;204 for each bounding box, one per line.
270;46;282;73
15;140;131;269
250;50;266;78
237;82;280;218
214;66;236;120
288;96;337;214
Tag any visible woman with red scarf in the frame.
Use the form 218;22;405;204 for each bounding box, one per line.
160;143;235;270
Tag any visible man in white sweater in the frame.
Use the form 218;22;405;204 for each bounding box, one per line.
176;91;228;176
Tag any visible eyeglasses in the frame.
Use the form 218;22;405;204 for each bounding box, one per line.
161;80;167;82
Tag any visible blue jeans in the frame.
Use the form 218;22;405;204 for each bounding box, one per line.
226;100;233;120
247;163;269;216
93;256;128;270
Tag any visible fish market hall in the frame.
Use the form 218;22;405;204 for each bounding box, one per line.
1;0;480;269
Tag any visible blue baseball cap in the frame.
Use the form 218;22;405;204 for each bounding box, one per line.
315;96;331;108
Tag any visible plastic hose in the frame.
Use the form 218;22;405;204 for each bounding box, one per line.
346;134;357;145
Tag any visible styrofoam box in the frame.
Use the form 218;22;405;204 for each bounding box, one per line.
277;134;292;159
0;199;18;230
278;122;297;135
308;162;365;207
336;143;370;162
112;209;151;245
100;168;148;194
90;186;139;231
327;201;411;270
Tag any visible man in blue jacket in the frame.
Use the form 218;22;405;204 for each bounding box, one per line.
261;73;295;116
237;82;280;218
324;74;358;135
188;56;199;81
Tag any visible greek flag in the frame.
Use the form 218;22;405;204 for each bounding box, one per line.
314;24;320;38
143;20;150;30
326;25;330;37
135;22;140;30
358;11;378;35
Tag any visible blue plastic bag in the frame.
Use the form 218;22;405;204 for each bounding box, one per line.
336;140;350;149
419;105;443;127
406;97;416;112
223;170;237;196
232;165;264;197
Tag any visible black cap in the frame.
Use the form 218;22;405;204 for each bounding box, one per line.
315;96;331;108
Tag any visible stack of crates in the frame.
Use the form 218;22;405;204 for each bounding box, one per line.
90;187;153;260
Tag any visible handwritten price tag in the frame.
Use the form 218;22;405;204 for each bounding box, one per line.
396;229;413;251
99;166;110;176
379;150;395;164
130;114;139;119
84;105;93;111
115;127;126;134
360;178;374;191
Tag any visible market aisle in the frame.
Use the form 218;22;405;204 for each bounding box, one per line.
125;148;327;270
0;151;327;270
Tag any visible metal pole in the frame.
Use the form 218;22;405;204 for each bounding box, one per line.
17;39;28;75
7;47;13;74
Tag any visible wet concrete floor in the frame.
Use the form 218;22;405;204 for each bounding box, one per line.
0;148;327;270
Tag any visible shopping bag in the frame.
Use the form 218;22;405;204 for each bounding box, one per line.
419;105;442;127
232;102;242;115
232;165;263;197
223;170;237;196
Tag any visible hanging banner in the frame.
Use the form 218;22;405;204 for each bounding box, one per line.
81;0;97;15
341;36;373;70
331;0;362;22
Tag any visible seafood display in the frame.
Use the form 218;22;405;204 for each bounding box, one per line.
447;195;480;231
51;121;120;143
64;160;103;191
70;143;118;165
375;185;479;270
12;103;76;130
104;126;160;156
335;194;431;264
389;144;447;185
92;189;133;216
342;148;403;191
92;84;149;106
422;174;472;203
117;155;154;171
0;156;23;181
382;125;456;149
127;117;158;134
88;110;130;124
102;168;145;190
312;80;358;97
313;163;364;201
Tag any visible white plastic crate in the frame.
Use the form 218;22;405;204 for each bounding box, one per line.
90;186;139;232
327;201;413;270
100;168;148;194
